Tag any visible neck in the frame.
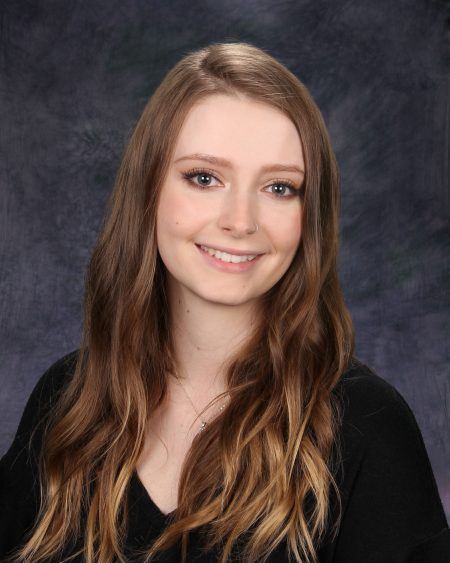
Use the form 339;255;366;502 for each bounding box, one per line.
166;274;261;396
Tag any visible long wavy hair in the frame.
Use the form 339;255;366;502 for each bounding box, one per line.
13;41;354;563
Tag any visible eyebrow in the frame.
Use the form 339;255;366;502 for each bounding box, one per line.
174;153;305;176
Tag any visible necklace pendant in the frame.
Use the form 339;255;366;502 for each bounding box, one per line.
199;421;207;432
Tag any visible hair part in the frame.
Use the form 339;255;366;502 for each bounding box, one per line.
13;41;354;563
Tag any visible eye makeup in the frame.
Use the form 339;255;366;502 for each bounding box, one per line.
181;167;301;199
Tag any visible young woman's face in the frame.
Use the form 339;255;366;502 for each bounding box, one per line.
156;94;305;307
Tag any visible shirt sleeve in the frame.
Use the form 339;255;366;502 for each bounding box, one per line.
0;351;77;559
332;368;450;562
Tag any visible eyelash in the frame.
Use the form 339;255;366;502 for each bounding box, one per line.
181;167;299;199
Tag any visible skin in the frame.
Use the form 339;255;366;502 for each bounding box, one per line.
155;92;305;416
135;93;305;512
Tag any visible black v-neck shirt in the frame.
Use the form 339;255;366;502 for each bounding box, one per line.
1;350;449;562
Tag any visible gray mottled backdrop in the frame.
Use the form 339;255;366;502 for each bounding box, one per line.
1;0;448;520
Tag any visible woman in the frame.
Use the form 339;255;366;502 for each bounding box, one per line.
0;42;448;563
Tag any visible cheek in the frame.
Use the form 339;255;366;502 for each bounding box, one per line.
267;205;302;254
157;187;204;239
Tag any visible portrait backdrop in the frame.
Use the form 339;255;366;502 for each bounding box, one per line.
0;0;448;521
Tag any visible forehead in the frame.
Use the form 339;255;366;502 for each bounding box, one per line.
172;94;304;169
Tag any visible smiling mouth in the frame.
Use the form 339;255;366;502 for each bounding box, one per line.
196;243;264;257
195;243;264;271
196;243;259;262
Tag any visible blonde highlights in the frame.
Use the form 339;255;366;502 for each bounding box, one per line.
12;42;354;562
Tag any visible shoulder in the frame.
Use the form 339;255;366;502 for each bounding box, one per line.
338;356;405;407
2;349;80;463
0;349;81;557
32;348;79;398
33;348;79;393
332;356;437;482
335;357;423;445
322;358;449;560
18;349;80;429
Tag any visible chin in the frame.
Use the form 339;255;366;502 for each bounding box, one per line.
212;293;258;307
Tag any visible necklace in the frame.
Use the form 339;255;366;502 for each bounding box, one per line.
173;373;229;434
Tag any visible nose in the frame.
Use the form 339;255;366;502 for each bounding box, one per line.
217;187;259;236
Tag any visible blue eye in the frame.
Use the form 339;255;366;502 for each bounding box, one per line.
182;168;219;189
266;182;297;198
181;168;300;199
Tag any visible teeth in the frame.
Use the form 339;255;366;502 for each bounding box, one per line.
200;245;257;263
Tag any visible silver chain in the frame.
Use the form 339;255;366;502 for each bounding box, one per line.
173;373;229;434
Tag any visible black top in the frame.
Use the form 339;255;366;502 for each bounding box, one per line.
0;350;449;562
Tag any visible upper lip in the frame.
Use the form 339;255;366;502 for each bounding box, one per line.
196;243;264;256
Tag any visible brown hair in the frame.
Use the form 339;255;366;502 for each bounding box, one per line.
13;41;354;563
